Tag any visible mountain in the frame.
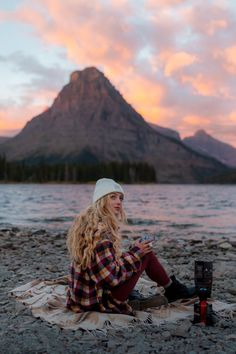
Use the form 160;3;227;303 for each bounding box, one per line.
0;137;11;144
183;130;236;167
0;67;229;183
149;123;181;141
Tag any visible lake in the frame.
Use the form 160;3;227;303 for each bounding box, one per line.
0;184;235;240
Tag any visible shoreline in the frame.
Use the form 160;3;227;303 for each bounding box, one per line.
0;226;236;353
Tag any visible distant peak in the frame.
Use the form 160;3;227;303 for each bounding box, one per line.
70;67;104;83
194;129;208;137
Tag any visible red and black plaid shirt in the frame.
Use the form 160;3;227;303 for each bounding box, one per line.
66;237;143;314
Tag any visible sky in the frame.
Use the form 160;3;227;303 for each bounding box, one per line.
0;0;236;147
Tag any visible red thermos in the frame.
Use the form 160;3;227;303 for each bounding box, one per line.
193;287;213;325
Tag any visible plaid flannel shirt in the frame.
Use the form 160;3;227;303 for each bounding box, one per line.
66;237;143;314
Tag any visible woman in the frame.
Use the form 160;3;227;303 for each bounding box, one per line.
66;178;195;314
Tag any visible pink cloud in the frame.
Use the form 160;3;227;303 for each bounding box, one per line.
222;45;236;74
146;0;187;8
0;0;236;147
12;0;138;71
163;51;197;76
118;73;166;121
180;74;217;96
229;111;236;122
0;105;37;132
183;115;211;126
0;87;57;135
206;19;228;36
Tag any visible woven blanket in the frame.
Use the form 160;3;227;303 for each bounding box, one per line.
10;277;235;331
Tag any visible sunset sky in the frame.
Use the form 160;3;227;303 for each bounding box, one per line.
0;0;236;147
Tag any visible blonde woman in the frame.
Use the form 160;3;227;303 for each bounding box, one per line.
66;178;195;314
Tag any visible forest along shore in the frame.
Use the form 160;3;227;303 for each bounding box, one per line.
0;226;236;354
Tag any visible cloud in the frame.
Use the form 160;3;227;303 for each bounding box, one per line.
0;51;74;133
223;45;236;73
181;74;217;96
183;115;211;126
0;51;70;90
229;111;236;122
163;51;197;76
0;0;236;146
9;0;141;71
206;19;228;36
0;101;44;135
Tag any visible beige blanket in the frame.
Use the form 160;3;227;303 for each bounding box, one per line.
10;277;235;331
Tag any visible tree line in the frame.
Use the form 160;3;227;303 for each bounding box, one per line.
205;169;236;184
0;156;156;183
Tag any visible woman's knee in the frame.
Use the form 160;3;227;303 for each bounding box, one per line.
145;251;157;260
142;251;158;265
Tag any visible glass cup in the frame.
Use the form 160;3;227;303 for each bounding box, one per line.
140;234;155;246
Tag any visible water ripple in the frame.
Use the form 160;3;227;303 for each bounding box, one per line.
0;184;235;239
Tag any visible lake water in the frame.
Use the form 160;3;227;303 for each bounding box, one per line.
0;184;235;240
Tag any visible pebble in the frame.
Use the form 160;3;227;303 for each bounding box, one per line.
219;320;231;329
225;334;236;340
15;302;27;314
199;340;212;350
170;320;192;338
218;242;233;250
47;265;59;273
161;330;171;339
32;229;47;235
0;226;236;354
227;288;236;296
0;242;13;249
230;241;236;248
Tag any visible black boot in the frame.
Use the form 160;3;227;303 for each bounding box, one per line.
129;294;168;311
164;275;196;302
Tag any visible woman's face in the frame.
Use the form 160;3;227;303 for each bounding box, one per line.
107;192;124;217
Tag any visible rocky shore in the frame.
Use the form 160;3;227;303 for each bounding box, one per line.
0;226;236;354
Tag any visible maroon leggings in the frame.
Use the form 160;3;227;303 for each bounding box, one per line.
111;252;170;302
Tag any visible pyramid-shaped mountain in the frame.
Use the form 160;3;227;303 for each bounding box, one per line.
0;67;229;182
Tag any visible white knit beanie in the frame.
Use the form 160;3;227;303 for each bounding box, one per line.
92;178;124;203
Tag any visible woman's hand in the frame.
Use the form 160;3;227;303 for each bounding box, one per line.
134;240;153;255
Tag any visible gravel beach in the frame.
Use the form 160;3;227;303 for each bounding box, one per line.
0;226;236;354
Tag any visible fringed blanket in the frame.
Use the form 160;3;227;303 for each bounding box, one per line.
10;277;235;331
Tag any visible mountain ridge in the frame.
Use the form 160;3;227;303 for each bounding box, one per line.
183;130;236;167
149;123;181;141
0;67;229;183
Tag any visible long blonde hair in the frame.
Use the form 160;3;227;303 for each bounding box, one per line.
67;194;126;270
